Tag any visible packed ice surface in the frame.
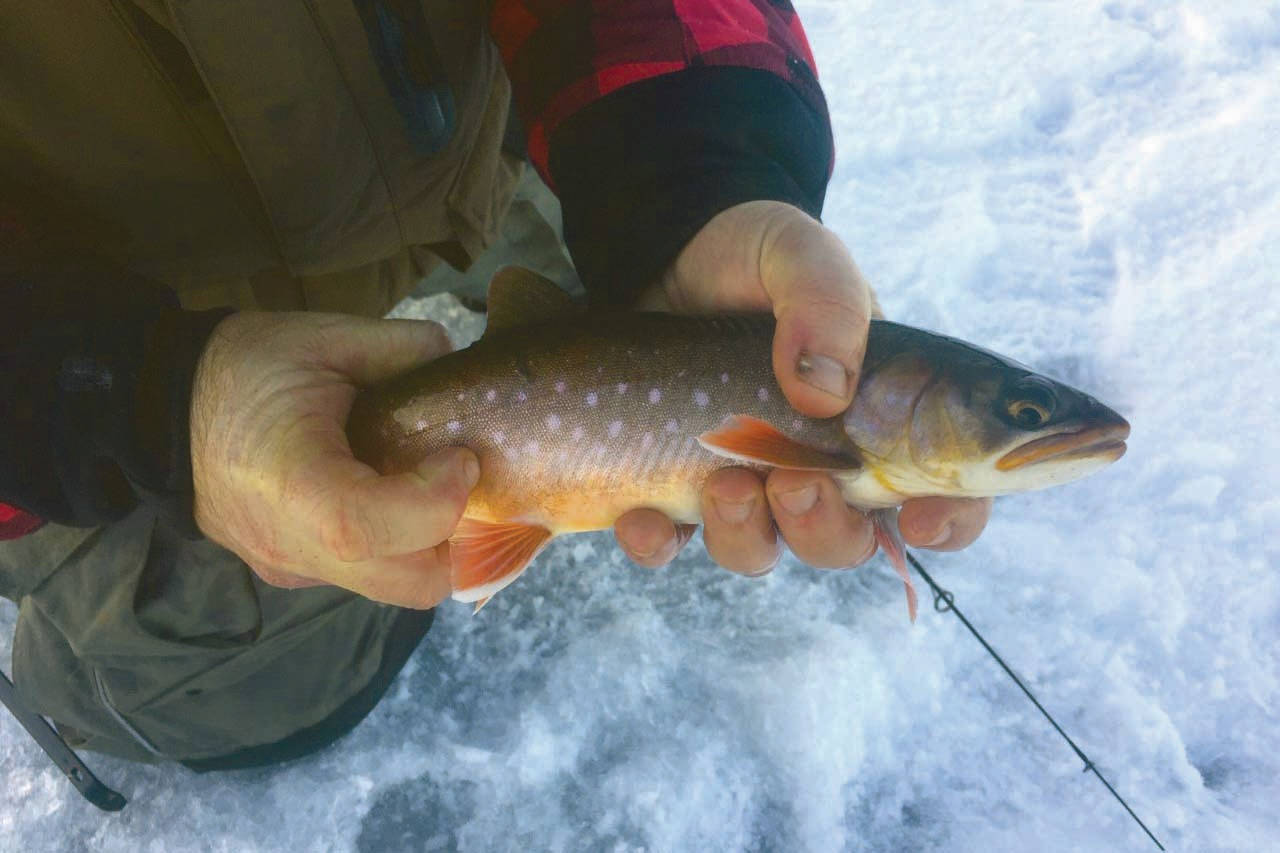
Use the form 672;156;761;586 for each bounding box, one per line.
4;1;1279;850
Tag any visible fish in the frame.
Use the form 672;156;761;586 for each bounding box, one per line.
347;267;1130;619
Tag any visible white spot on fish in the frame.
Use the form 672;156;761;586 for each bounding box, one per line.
665;419;679;433
392;406;416;430
616;382;628;395
608;420;623;438
446;420;461;433
486;389;496;402
555;380;566;394
757;387;770;402
516;390;527;402
720;372;729;384
693;390;709;408
586;391;598;407
545;414;561;431
792;418;804;431
677;369;687;378
456;392;465;401
572;426;585;442
492;431;505;444
648;388;662;404
416;419;428;431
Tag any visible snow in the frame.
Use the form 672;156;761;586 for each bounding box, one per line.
4;0;1279;850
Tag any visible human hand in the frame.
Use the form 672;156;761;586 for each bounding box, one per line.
191;312;479;607
612;201;991;574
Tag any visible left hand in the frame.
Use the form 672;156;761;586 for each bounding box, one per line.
611;200;991;574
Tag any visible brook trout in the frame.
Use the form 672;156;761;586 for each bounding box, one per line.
348;268;1129;618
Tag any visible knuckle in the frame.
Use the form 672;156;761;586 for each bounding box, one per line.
427;484;468;537
419;321;452;355
422;469;470;530
705;466;764;504
322;497;375;562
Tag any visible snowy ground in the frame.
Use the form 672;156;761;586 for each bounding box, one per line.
4;1;1279;850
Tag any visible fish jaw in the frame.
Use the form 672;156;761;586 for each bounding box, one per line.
842;322;1133;502
995;420;1130;472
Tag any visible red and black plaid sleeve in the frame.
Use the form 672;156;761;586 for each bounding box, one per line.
492;0;828;182
491;0;836;305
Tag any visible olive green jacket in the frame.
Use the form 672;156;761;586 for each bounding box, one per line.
1;0;518;762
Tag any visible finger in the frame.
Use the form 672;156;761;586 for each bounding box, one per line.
314;447;480;562
761;210;873;418
245;559;329;590
700;468;779;576
765;470;877;569
614;509;695;569
320;317;455;385
347;544;453;609
898;496;993;551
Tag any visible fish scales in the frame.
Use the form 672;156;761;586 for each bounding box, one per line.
349;313;853;534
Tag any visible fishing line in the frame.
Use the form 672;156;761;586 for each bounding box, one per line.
904;550;1164;851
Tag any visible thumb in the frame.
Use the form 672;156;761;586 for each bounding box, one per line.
318;447;481;562
760;209;873;418
319;317;455;386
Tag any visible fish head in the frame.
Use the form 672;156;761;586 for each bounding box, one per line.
843;324;1130;498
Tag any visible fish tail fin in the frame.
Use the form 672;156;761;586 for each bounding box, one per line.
871;508;918;623
449;518;553;611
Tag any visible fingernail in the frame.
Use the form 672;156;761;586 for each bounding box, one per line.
796;351;850;399
715;496;754;525
459;451;480;489
776;484;819;516
634;537;678;564
744;547;781;577
629;539;659;559
924;523;952;547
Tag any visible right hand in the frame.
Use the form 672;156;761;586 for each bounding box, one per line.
615;201;992;575
191;312;479;608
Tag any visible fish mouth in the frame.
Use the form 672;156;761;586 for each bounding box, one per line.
996;421;1130;471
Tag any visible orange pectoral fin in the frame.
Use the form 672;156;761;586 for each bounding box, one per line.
871;508;918;623
698;415;859;470
449;518;553;609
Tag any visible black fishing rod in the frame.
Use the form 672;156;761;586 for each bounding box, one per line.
905;550;1164;850
0;668;126;812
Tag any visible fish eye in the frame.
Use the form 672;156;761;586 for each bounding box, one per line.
1008;399;1050;428
1004;380;1057;430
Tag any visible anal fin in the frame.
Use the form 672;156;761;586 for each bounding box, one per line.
698;415;859;471
449;518;553;609
871;508;918;623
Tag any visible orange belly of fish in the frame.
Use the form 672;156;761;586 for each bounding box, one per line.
462;463;712;534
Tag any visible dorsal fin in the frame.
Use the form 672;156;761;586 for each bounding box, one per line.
483;266;577;337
